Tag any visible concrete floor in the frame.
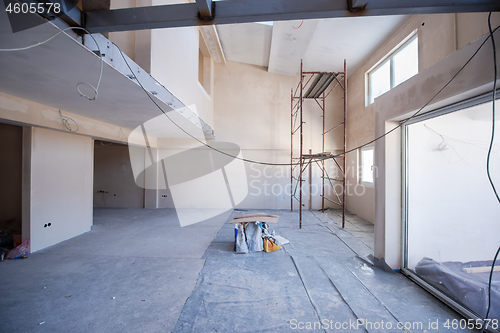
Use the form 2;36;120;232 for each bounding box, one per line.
0;208;473;332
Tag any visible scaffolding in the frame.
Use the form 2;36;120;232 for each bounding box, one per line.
291;60;347;229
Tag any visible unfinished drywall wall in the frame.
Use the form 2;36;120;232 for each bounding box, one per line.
345;12;500;224
0;122;22;235
93;141;145;208
25;127;93;252
208;61;345;210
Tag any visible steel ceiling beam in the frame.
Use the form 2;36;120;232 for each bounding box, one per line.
84;0;500;33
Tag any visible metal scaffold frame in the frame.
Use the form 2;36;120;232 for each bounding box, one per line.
291;60;347;229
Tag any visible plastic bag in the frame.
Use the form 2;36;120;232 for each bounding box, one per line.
235;224;248;254
7;239;30;259
245;222;263;252
263;237;281;253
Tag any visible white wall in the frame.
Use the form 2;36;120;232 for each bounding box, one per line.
212;61;346;210
149;4;214;126
24;127;93;252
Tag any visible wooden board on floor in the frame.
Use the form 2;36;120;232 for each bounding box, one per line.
229;213;280;224
462;266;500;274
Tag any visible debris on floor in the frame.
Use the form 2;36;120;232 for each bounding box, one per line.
230;213;288;254
6;239;30;260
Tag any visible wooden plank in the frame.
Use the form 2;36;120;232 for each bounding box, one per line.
232;213;282;220
462;266;500;274
229;216;278;224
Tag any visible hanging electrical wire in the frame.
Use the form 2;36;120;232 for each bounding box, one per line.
116;24;500;166
0;26;103;101
0;13;498;168
59;110;79;132
479;12;500;333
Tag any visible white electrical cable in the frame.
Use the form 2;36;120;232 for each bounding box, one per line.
0;26;103;101
59;110;79;132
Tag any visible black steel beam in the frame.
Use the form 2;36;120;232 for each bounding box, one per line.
84;0;500;33
196;0;212;19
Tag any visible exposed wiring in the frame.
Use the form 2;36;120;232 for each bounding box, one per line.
0;26;103;101
116;44;299;167
59;110;79;132
292;20;303;29
115;25;500;167
479;12;500;333
119;128;127;145
486;13;500;204
423;124;472;165
424;124;449;151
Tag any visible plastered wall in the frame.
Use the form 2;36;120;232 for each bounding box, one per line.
25;127;93;252
0;91;153;251
346;13;500;224
212;61;346;210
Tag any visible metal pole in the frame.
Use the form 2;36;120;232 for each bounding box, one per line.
322;92;325;213
299;60;303;229
291;88;294;212
342;59;347;229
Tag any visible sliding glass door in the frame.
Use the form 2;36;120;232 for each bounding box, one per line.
403;96;500;328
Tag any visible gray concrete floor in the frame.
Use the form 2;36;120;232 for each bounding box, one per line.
0;208;473;332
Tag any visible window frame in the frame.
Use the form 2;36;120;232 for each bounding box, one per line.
366;31;418;105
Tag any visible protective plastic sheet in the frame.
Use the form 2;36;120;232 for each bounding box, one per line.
415;257;500;320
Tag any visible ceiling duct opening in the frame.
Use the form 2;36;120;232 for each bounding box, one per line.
304;73;335;98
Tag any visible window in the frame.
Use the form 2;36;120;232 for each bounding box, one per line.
198;31;212;95
359;146;374;184
367;32;418;105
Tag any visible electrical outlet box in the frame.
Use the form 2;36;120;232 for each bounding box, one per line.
161;194;168;198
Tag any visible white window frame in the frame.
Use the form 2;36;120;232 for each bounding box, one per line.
359;145;375;186
366;30;418;106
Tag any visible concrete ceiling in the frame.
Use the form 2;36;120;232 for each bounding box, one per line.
216;23;272;68
216;15;409;76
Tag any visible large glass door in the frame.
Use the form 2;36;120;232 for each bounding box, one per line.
403;96;500;329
